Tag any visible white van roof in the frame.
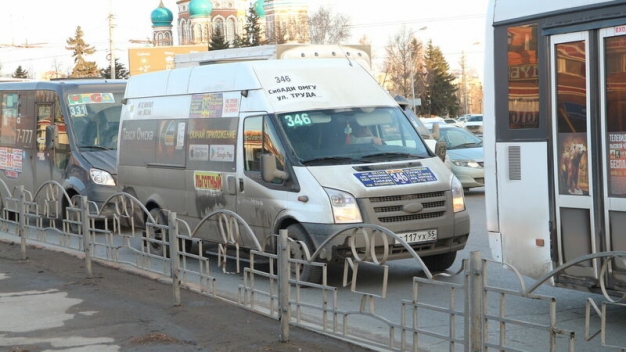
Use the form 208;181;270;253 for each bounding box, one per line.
123;58;395;113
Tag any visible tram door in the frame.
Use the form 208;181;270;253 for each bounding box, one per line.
551;29;626;291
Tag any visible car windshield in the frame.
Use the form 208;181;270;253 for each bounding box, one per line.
277;106;432;165
467;115;483;122
437;127;483;149
67;92;124;150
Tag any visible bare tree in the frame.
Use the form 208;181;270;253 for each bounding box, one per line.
308;6;351;44
382;26;423;105
289;13;310;43
50;58;66;79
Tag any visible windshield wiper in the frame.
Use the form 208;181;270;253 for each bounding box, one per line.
449;142;482;149
360;152;425;161
79;145;113;151
300;156;359;165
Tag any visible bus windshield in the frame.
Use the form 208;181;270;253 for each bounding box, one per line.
66;92;123;150
277;106;432;165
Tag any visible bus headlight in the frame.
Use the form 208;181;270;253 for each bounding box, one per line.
451;175;465;212
324;188;362;223
90;169;116;186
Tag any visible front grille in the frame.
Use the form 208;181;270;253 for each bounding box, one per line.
379;211;446;223
366;191;447;224
370;191;444;203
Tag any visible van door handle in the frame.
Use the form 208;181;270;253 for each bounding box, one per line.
239;178;244;192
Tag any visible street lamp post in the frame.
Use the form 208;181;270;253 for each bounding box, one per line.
411;54;416;114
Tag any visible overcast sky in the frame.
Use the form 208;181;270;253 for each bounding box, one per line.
0;0;487;78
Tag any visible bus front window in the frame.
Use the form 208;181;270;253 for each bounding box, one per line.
278;107;431;165
68;93;122;150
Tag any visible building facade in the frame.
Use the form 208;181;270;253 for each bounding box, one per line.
151;0;309;47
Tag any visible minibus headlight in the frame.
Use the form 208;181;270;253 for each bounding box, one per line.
324;188;362;223
451;175;465;212
90;169;116;186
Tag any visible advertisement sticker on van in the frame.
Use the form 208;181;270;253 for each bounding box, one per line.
354;167;437;187
194;171;222;191
67;93;116;105
190;92;240;118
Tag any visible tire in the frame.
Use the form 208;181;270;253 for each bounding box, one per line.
285;224;322;284
145;207;168;257
144;207;192;257
421;251;457;272
66;194;82;234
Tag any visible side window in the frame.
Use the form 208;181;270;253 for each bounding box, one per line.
243;115;286;183
36;104;52;152
1;93;19;145
53;95;70;169
244;116;263;172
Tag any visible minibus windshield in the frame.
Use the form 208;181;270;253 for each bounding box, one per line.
67;92;123;150
277;106;432;165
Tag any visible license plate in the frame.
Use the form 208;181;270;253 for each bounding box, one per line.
397;229;437;244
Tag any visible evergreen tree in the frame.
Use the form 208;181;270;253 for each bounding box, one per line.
12;65;29;79
420;40;459;117
209;26;230;51
99;58;130;79
242;3;263;47
231;35;245;48
65;26;99;78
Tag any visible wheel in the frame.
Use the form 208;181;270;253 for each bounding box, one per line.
145;207;167;256
144;207;192;257
65;194;82;233
285;224;322;284
421;251;457;272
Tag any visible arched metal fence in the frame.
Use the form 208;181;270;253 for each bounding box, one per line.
0;179;625;351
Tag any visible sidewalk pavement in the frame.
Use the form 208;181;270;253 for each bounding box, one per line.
0;239;374;352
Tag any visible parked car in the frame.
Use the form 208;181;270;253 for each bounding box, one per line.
420;117;448;131
456;115;470;125
462;114;483;136
393;95;452;169
430;125;484;190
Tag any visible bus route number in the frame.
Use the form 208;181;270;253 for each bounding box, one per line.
275;75;291;83
390;171;410;184
69;105;88;117
283;113;312;127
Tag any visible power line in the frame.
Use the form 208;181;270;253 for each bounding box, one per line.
347;13;486;29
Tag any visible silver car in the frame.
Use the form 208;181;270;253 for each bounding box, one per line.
433;125;484;190
462;114;483;136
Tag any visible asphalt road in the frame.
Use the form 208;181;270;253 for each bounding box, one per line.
0;241;373;352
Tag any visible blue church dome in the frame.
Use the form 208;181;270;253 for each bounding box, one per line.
189;0;213;18
151;1;173;26
254;0;266;18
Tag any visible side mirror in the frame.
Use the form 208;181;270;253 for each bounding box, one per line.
434;140;447;162
261;154;289;183
45;125;56;150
